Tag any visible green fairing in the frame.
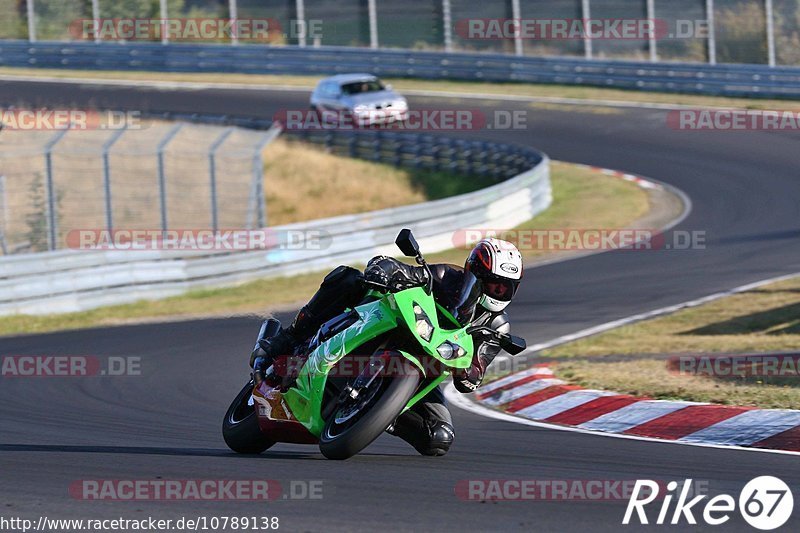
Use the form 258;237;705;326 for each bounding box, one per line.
283;286;475;437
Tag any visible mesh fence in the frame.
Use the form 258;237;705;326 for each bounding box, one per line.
2;0;798;65
0;118;276;254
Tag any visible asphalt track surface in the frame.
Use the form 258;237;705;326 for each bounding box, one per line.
1;78;800;532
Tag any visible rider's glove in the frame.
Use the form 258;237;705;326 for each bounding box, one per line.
363;259;391;287
364;256;429;292
453;339;501;393
453;364;485;393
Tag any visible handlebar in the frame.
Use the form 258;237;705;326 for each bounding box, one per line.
467;325;527;355
362;279;392;292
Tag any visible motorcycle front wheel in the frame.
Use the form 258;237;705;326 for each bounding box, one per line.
319;357;420;460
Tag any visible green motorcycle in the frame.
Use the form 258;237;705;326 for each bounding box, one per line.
223;229;526;460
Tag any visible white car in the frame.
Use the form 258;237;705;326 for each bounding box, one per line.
310;73;409;126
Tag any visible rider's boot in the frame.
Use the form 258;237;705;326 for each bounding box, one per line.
249;265;366;374
387;396;455;456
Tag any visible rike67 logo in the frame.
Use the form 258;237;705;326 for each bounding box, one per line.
623;477;794;530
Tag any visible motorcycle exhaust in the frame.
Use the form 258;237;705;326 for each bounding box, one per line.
251;318;282;385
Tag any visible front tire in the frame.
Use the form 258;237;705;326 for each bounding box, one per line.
222;381;276;454
319;358;420;460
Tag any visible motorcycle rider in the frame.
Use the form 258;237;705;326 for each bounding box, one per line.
250;237;523;456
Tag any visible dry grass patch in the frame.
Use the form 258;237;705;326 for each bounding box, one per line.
263;138;491;225
556;358;800;409
544;276;800;409
427;160;650;265
545;277;800;358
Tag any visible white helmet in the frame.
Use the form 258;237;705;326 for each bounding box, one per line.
464;238;523;312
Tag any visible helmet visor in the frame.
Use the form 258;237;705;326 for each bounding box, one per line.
484;278;519;302
451;271;481;325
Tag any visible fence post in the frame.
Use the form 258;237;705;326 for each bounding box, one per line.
581;0;592;59
229;0;239;45
0;174;7;255
368;0;379;48
91;0;100;43
26;0;36;42
208;127;235;232
510;0;523;56
157;124;183;233
765;0;776;67
706;0;716;65
248;125;283;229
442;0;453;52
160;0;169;45
43;128;70;251
296;0;307;47
647;0;657;62
102;127;127;232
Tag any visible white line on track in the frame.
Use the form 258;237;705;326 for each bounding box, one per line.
0;73;753;112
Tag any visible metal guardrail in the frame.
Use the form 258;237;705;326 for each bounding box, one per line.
0;126;551;316
3;40;800;98
143;112;540;180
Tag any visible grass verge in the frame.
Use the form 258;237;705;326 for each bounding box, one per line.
544;276;800;409
0;161;649;337
265;138;494;224
1;67;798;111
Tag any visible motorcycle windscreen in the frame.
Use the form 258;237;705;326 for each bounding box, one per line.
450;271;481;326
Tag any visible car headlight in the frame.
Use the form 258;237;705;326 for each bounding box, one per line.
394;99;408;110
353;105;369;114
413;303;434;342
436;341;466;360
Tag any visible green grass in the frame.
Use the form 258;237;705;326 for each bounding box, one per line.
426;160;650;265
543;276;800;409
0;161;649;338
2;67;798;111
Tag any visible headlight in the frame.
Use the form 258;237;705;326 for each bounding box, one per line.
413;303;434;342
436;341;466;360
353;105;369;114
394;99;408;110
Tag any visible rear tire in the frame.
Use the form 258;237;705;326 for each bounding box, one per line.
319;358;420;460
222;381;276;454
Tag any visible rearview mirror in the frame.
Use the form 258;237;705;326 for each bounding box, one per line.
500;335;527;356
395;228;420;257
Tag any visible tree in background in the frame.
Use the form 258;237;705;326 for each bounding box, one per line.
775;0;800;65
0;0;26;39
714;1;768;64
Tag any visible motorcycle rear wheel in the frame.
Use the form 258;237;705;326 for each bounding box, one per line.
222;381;276;454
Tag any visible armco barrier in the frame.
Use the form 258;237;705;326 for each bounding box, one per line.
3;40;800;99
0;127;550;316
